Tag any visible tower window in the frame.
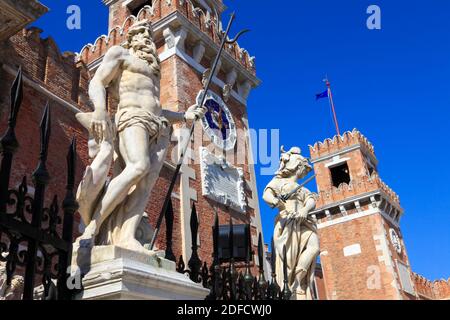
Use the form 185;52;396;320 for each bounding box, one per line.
129;0;153;17
330;162;350;188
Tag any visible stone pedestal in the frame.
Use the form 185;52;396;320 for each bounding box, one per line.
71;245;209;300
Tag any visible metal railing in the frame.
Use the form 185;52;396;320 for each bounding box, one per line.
0;67;78;300
171;201;292;300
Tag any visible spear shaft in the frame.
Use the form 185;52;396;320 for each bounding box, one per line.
149;13;237;250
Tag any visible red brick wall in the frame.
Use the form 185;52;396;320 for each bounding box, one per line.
318;214;399;299
0;28;91;241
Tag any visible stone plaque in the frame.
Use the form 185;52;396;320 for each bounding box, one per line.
199;147;246;213
396;260;415;295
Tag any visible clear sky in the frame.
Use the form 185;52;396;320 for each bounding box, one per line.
32;0;449;281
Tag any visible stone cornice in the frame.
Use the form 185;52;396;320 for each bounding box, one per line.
311;188;402;227
0;0;48;41
160;11;261;87
14;0;48;18
311;190;380;215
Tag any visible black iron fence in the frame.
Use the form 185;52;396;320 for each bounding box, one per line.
0;67;77;300
170;201;292;300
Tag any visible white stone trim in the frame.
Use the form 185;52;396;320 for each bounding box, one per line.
241;116;269;279
192;40;206;63
317;207;379;229
373;228;402;299
343;244;361;257
163;25;188;51
311;142;378;167
312;190;400;228
324;156;351;168
311;190;380;215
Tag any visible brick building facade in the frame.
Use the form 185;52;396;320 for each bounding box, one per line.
309;129;450;300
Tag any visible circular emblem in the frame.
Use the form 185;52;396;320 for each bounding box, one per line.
389;228;402;254
196;90;237;151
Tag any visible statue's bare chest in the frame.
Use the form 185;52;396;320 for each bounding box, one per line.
122;55;154;78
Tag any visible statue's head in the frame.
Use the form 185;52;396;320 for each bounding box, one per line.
124;20;160;77
276;146;312;179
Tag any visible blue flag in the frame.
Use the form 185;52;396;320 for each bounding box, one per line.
316;90;328;101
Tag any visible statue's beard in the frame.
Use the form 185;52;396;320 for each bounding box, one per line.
131;41;160;76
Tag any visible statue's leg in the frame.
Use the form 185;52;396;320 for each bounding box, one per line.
296;232;320;287
80;126;151;243
115;132;170;252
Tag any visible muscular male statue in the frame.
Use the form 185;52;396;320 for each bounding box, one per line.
75;20;206;252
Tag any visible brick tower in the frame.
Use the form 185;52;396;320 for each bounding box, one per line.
77;0;264;267
309;129;419;300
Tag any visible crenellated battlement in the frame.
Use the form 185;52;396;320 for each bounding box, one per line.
177;0;256;73
77;6;155;65
1;26;90;110
309;128;376;161
77;0;256;75
315;171;401;209
373;172;400;204
413;273;450;300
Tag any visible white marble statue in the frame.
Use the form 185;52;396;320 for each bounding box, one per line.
75;20;206;252
262;146;320;300
0;261;24;300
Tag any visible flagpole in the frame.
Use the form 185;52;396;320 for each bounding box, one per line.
325;78;341;136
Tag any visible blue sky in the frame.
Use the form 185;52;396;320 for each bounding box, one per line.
33;0;449;281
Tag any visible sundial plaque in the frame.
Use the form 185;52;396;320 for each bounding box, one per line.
199;147;246;213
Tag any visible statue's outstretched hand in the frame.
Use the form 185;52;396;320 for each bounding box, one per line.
184;104;208;121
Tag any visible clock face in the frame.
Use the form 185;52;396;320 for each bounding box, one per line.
389;228;402;254
196;90;237;151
